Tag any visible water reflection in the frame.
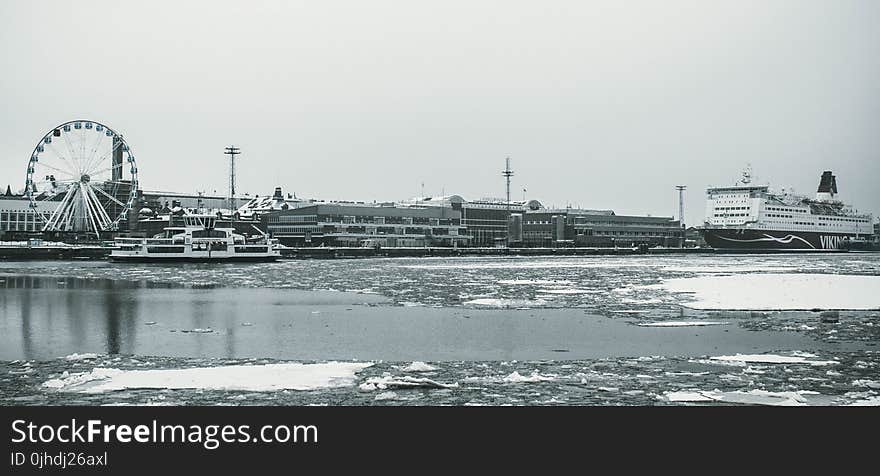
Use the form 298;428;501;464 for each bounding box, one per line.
1;276;142;359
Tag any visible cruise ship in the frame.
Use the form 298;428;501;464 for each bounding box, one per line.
701;170;874;251
110;214;280;262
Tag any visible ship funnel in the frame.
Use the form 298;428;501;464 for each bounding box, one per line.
816;171;837;201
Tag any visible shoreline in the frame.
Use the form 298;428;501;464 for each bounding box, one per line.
3;244;875;261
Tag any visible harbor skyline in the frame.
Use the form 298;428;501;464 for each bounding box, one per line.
2;0;879;228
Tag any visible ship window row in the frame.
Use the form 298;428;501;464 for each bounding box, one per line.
768;214;793;218
818;216;869;223
767;207;805;213
714;206;750;211
714;213;748;217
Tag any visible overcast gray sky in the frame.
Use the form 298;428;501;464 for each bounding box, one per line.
2;0;878;226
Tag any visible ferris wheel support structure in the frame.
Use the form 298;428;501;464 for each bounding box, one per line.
24;120;139;239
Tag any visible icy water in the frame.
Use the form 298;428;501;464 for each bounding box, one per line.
1;254;878;406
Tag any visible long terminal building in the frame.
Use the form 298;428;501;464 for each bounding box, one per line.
2;183;687;248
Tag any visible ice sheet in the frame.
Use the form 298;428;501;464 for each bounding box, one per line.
497;279;573;285
664;389;810;406
654;274;880;310
462;298;547;307
63;353;100;361
358;376;458;391
638;321;728;327
709;353;838;366
502;370;557;383
401;362;438;372
43;362;373;393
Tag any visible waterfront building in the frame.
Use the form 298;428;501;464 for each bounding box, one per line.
461;199;537;247
0;193;55;237
263;201;469;247
516;208;683;248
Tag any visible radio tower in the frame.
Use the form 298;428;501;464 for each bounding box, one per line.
675;185;686;228
502;157;514;247
676;185;686;247
224;146;240;214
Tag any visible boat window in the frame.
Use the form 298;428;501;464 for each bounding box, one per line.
192;230;227;238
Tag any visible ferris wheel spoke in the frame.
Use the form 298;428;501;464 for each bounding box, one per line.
43;143;80;176
92;184;127;207
46;186;76;230
61;131;79;167
88;185;113;229
80;127;87;165
83;186;104;233
82;130;106;172
33;161;78;179
84;138;124;177
81;133;110;175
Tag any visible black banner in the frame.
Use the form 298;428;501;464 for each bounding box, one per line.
1;406;874;473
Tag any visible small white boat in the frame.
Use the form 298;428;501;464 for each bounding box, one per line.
110;214;280;262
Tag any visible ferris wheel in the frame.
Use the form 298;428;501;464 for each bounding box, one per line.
24;120;139;237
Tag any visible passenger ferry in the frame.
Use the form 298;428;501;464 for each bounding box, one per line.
701;170;874;251
110;214;280;262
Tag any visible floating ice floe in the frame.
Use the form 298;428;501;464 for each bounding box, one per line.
664;371;710;377
847;396;880;406
664;389;812;406
181;328;213;334
497;279;573;285
462;298;547;307
663;266;796;274
535;289;594;295
42;362;373;393
707;353;838;366
637;321;728;327
650;273;880;310
63;353;100;361
374;391;398;401
401;361;438;372
502;370;557;383
358;376;458;392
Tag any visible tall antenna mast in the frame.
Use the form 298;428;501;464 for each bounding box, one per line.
224;146;240;213
502;157;514;247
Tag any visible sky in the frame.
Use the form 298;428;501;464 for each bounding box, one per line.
1;0;878;226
